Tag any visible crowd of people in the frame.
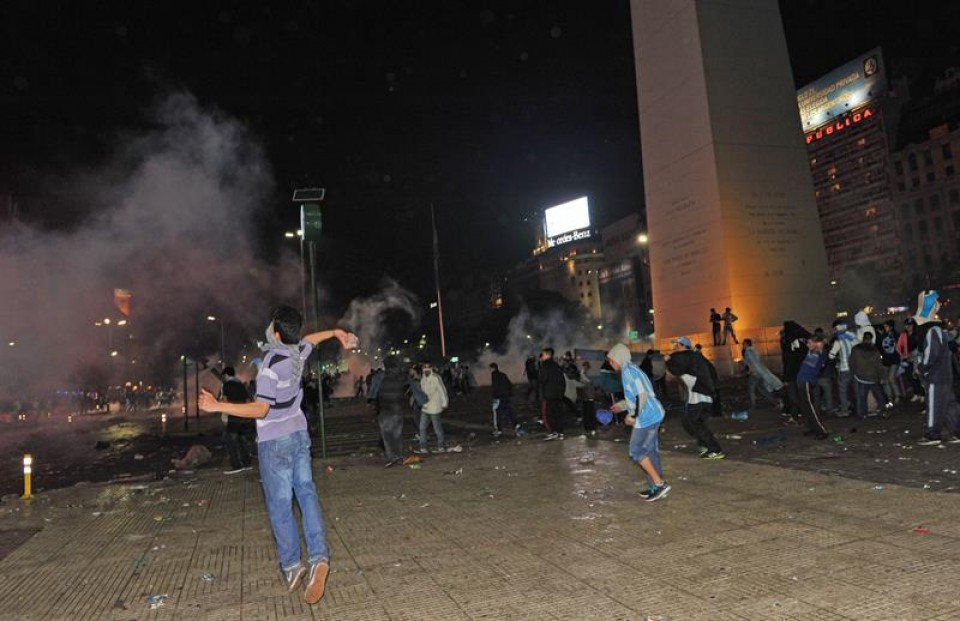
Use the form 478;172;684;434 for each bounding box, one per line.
192;289;960;606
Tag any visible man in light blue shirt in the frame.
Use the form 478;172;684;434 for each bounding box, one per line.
607;343;671;502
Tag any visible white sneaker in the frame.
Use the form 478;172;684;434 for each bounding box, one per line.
224;468;245;475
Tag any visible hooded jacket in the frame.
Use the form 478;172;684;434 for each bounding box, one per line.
665;349;715;397
420;372;449;415
849;341;884;383
538;358;567;400
918;323;953;385
780;321;811;381
854;310;877;342
490;369;513;399
828;327;857;372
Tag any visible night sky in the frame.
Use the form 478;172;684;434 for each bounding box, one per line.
2;0;959;310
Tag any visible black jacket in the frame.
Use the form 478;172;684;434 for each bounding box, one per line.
665;350;715;397
781;321;812;381
377;369;408;414
491;370;513;399
538;359;566;400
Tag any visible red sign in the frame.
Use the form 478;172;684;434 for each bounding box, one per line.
805;107;873;144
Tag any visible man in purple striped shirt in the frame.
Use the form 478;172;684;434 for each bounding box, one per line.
200;305;357;605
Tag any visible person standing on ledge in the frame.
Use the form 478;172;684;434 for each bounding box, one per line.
709;308;722;346
199;305;357;606
721;307;739;345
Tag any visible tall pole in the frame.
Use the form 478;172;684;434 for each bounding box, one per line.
195;362;200;419
182;356;189;431
299;236;308;322
431;203;447;359
219;320;225;370
308;239;326;458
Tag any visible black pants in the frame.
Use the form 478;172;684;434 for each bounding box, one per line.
798;382;828;436
925;383;960;440
494;398;517;431
681;402;722;453
379;407;404;463
544;398;565;434
581;400;597;432
855;381;888;419
224;429;254;469
712;327;721;346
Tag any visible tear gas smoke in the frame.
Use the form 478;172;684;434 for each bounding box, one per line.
334;279;420;397
0;93;300;399
474;307;607;385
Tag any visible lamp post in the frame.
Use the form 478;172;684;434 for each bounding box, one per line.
293;187;327;458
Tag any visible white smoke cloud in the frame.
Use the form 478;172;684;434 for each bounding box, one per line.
0;92;299;398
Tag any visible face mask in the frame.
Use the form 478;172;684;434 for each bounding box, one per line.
264;321;283;347
424;370;432;376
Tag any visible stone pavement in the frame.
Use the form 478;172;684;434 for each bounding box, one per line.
2;435;960;620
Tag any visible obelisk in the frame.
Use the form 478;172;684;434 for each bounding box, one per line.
631;0;833;361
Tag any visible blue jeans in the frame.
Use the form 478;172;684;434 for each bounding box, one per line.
628;422;663;480
258;430;328;571
419;412;445;450
837;371;852;413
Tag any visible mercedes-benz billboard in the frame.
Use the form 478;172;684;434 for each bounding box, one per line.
544;196;591;248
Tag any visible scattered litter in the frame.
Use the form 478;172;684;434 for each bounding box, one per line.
395;493;406;500
171;445;212;470
924;484;931;489
145;594;167;609
572;513;602;521
937;444;946;450
912;527;931;535
443;468;463;476
467;433;477;441
613;438;623;443
493;466;506;470
324;465;335;474
200;573;216;582
754;431;788;446
571;469;595;475
182;503;190;507
403;455;423;466
672;444;688;449
407;464;422;470
577;454;597;465
831;434;845;443
153;515;165;522
447;445;463;453
866;429;887;434
724;434;743;440
134;454;145;460
151;545;166;551
91;512;102;517
872;485;885;491
943;469;958;475
730;411;749;421
419;503;430;508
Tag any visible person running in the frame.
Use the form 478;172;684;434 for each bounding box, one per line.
199;305;357;605
666;337;724;459
607;343;670;502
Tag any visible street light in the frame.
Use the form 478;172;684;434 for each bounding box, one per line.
207;315;225;369
637;233;649;245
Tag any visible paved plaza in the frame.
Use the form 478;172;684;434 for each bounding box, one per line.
2;432;960;620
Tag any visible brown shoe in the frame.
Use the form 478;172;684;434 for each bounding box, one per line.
304;561;329;604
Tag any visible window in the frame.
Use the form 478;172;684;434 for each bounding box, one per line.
919;220;929;234
923;150;934;166
897;182;906;192
904;224;913;239
894;161;904;175
944;143;954;160
953;211;960;229
950;189;960;205
915;199;924;215
947;165;955;177
912;178;920;189
908;153;918;171
927;171;936;182
930;194;941;210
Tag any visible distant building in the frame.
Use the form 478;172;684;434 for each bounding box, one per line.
889;122;960;287
798;47;906;303
599;213;651;339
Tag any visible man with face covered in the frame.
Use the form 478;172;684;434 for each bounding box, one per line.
419;362;449;452
199;305;357;605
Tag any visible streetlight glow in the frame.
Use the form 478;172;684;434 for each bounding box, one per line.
103;318;111;325
638;233;649;244
7;341;14;347
284;231;296;238
110;351;119;357
117;319;127;326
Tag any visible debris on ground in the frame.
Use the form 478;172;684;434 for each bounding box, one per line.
443;468;463;476
324;465;335;473
145;594;167;609
171;445;212;470
402;455;423;466
200;573;216;582
447;445;464;453
912;526;931;535
730;411;749;421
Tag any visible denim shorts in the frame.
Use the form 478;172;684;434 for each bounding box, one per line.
628;422;661;462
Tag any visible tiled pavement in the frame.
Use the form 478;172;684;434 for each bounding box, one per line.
1;435;959;620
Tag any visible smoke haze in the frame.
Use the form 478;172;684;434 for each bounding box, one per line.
0;93;300;397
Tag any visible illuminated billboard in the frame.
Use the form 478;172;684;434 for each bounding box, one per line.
796;47;885;132
544;196;591;244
